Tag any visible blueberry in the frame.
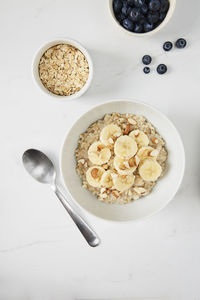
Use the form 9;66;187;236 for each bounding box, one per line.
113;0;123;14
147;11;159;23
133;0;145;8
121;2;129;10
156;21;162;28
149;0;161;11
121;6;127;15
127;0;135;6
160;0;169;12
143;22;154;32
175;38;187;49
128;8;142;22
122;5;130;16
139;14;146;24
157;64;167;74
142;55;152;65
143;67;150;74
122;18;134;31
141;4;148;14
134;23;143;32
163;41;173;51
116;12;126;23
159;12;166;21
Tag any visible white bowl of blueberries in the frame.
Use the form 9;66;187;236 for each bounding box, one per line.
109;0;176;35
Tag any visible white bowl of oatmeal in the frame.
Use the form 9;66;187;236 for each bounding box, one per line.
61;100;185;222
32;38;93;100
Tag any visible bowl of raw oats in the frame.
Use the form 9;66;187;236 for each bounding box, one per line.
32;38;93;100
61;100;185;222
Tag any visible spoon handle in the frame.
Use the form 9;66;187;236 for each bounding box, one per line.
53;186;100;247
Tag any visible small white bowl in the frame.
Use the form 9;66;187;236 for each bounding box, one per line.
32;38;93;100
61;100;185;222
109;0;176;36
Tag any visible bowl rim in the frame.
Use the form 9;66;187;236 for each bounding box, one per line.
31;37;94;101
108;0;176;37
60;99;185;223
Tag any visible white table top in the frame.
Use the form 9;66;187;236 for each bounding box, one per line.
1;0;200;299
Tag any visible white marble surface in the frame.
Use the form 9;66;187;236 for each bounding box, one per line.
1;0;200;299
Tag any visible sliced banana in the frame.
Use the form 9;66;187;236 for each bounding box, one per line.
114;135;137;159
139;159;162;182
137;146;159;161
88;142;111;165
129;130;149;147
113;174;135;192
86;166;105;187
114;156;139;175
100;124;122;146
100;170;114;188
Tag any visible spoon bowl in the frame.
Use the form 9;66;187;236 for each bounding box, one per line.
22;149;100;247
23;149;56;184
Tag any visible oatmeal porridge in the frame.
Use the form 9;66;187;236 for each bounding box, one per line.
75;113;168;204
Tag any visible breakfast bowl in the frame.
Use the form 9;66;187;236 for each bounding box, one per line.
61;100;185;222
109;0;176;36
32;38;93;100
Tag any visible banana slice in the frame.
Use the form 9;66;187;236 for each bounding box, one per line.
137;146;159;161
100;170;114;188
114;136;137;159
114;156;139;175
129;130;149;147
139;159;162;182
100;124;122;146
88;142;111;165
86;166;105;187
112;173;135;192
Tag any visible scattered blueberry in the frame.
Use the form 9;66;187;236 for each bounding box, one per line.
147;11;159;23
143;22;154;32
149;0;161;11
128;7;142;22
142;55;152;65
175;38;187;49
157;64;167;74
122;18;134;31
163;41;173;51
134;23;143;32
127;0;135;6
143;67;150;74
113;0;123;14
160;0;169;12
141;4;148;14
133;0;145;8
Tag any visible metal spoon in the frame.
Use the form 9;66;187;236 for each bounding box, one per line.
22;149;100;247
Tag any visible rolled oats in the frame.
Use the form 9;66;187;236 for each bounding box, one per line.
39;44;89;96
